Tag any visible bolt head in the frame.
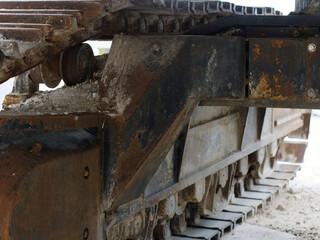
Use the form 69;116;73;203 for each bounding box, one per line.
120;18;126;32
308;43;317;53
158;19;164;33
308;88;316;98
293;30;299;37
139;19;146;32
83;228;89;240
167;195;176;217
189;18;195;28
83;166;90;179
174;19;180;32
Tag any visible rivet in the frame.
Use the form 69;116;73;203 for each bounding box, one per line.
293;30;299;37
120;18;126;32
152;43;161;55
83;228;89;240
189;17;195;28
308;88;316;98
30;142;42;153
308;43;317;53
83;166;90;179
139;19;146;33
174;19;180;32
158;19;164;33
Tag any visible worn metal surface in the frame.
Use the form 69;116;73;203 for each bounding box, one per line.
144;114;303;208
249;38;320;103
0;0;282;84
278;140;308;163
249;39;306;101
0;3;316;238
200;37;320;109
289;111;311;139
174;227;220;239
0;113;100;133
2;72;37;108
60;43;95;86
241;108;265;149
0;0;106;83
144;146;176;197
0;145;101;240
30;54;61;88
100;35;245;211
191;219;233;236
180;113;241;179
188;15;320;35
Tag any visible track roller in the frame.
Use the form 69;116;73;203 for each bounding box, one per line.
60;43;95;86
30;54;61;88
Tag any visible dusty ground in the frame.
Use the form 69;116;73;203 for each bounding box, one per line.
247;112;320;240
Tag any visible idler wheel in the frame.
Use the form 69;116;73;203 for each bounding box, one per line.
60;43;94;86
30;55;61;88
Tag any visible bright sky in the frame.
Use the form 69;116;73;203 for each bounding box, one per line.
231;0;295;15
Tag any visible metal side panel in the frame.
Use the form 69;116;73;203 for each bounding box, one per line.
0;145;102;240
180;112;241;180
101;35;246;210
248;38;320;103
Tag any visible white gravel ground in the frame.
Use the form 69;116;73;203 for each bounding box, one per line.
246;112;320;240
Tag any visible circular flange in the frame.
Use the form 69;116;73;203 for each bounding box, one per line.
60;43;95;86
30;55;61;88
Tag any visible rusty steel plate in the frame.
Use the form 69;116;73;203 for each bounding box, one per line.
248;38;320;103
248;39;307;101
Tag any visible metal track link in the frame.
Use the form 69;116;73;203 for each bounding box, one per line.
161;161;301;240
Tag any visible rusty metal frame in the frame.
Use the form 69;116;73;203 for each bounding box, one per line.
100;35;245;212
0;28;318;239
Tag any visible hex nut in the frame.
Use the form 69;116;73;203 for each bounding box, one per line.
308;43;317;53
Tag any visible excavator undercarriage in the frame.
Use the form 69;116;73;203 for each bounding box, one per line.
0;0;318;239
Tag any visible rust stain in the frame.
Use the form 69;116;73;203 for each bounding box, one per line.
250;73;272;97
250;72;293;100
113;100;198;208
2;94;29;108
271;40;284;49
252;43;260;61
0;148;42;240
0;146;101;239
272;74;283;97
107;120;151;208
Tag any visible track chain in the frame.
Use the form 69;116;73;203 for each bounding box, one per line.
0;0;281;83
161;162;300;240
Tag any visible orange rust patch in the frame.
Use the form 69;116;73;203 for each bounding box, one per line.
250;73;291;100
272;74;282;96
250;73;272;97
2;94;29;109
252;43;260;61
271;40;284;49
